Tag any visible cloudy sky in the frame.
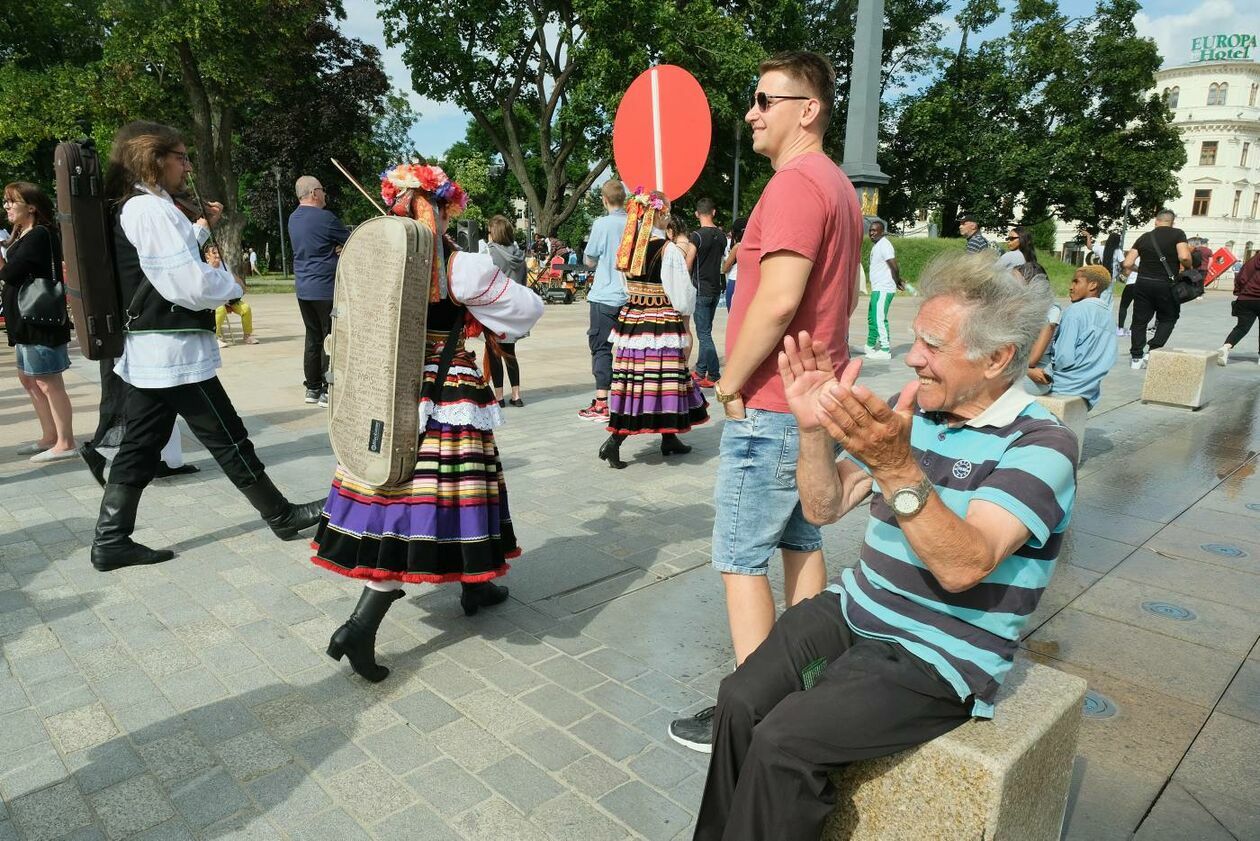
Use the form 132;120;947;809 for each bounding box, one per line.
340;0;1247;159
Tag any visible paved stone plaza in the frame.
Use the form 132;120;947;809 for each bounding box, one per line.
1;288;1258;840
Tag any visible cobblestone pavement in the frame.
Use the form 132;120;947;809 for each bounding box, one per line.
1;288;1259;840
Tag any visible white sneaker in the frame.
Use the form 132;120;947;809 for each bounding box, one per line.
1115;327;1127;337
862;345;876;356
1130;358;1146;370
1217;346;1229;366
865;348;892;360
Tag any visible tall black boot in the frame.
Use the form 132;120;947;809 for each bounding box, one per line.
91;484;175;572
326;587;405;682
660;433;692;456
239;474;323;540
598;434;628;469
461;581;510;616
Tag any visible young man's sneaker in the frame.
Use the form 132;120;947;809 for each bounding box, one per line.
304;388;321;404
862;345;876;356
1115;326;1127;336
1130;357;1146;370
697;376;717;388
318;390;329;408
865;347;892;360
1217;345;1230;366
668;706;714;754
578;399;609;421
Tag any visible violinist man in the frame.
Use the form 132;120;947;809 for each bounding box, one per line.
89;121;323;572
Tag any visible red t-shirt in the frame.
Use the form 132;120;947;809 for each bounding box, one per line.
726;151;862;412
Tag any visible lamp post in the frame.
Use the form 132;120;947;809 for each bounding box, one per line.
272;167;288;279
841;0;890;226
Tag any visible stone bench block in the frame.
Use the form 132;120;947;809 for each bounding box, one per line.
1141;348;1219;410
823;659;1086;841
1034;394;1087;460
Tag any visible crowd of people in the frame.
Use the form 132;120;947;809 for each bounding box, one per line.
3;46;1260;841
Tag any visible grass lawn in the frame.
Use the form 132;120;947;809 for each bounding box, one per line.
864;237;1075;297
241;273;296;294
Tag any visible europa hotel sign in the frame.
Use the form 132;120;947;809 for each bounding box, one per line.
1191;33;1256;62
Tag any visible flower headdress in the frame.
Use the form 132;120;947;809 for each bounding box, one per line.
380;160;469;218
616;188;667;277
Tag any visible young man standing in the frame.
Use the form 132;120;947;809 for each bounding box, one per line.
864;220;902;360
579;180;629;421
669;51;862;752
690;197;727;387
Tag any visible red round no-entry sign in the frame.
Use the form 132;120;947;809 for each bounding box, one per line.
612;65;711;202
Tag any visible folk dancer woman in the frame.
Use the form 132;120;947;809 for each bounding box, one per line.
599;192;708;468
314;162;543;682
91;121;323;572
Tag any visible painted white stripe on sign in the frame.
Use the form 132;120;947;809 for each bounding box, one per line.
650;67;664;192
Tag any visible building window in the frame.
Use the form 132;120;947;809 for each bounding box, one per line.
1233;190;1243;217
1251;83;1259;106
1200;141;1218;165
1246;241;1255;260
1244;142;1252;168
1252;193;1260;218
1192;190;1212;216
1165;86;1179;109
1207;83;1229;106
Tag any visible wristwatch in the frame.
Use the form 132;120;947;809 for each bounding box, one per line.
890;476;934;517
714;381;741;404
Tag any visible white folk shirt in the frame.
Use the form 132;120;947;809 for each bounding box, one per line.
868;236;897;293
115;184;242;388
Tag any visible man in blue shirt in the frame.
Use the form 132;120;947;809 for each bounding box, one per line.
694;252;1077;841
287;175;350;407
578;180;629;421
1027;265;1117;409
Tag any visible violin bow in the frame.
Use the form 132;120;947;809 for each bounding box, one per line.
330;158;388;217
185;172;222;255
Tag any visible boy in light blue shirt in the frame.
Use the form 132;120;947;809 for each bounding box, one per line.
577;180;629;420
1027;265;1116;409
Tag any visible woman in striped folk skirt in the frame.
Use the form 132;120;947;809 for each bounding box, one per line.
601;223;708;468
313;164;542;682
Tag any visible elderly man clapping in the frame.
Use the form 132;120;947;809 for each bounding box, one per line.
693;251;1079;841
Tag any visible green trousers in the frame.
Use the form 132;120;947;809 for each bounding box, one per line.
866;291;894;349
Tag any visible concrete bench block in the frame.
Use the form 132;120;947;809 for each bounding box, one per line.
823;659;1086;841
1141;348;1219;410
1034;394;1087;460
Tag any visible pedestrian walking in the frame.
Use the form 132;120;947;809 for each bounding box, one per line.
599;201;707;468
1122;209;1192;368
288;175;350;407
1;181;78;462
722;217;748;310
863;220;902;359
1217;250;1260;365
484;214;529;406
578;180;630;421
690;197;726;387
669;50;863;753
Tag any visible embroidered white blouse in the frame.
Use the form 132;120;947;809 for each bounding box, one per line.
114;184;242;388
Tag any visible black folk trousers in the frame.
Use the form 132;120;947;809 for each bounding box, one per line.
693;594;971;841
107;376;265;491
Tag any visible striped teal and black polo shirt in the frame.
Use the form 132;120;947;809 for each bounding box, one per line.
831;384;1078;718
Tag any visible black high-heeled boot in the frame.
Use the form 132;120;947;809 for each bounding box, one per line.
460;581;510;616
598;434;628;469
660;433;692;456
326;587;405;682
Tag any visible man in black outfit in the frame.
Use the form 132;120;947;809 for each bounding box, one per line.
690;197;726;387
287;175;350;407
1122;208;1192;368
91;121;322;572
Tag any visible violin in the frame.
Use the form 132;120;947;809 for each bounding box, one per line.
171;190;203;224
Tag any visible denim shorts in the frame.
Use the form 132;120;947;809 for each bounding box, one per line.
712;407;822;575
16;343;71;377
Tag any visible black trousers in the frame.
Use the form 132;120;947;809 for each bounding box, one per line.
298;298;334;391
486;341;520;390
92;358;127;448
694;594;971;841
587;302;620;392
1225;299;1260;350
1117;283;1136;329
1129;278;1180;360
108;376;265;491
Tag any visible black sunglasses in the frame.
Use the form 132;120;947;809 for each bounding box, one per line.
752;92;811;112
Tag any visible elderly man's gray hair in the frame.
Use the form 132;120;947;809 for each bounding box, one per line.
295;175;321;200
917;251;1052;380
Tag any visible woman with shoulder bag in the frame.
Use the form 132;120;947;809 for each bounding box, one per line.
0;181;78;462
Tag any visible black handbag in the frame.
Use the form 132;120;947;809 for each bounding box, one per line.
1156;246;1203;304
15;240;67;326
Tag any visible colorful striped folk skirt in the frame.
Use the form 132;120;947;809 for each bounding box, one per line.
311;335;519;584
607;297;709;435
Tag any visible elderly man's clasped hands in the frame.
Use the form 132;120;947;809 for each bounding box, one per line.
777;330;918;473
